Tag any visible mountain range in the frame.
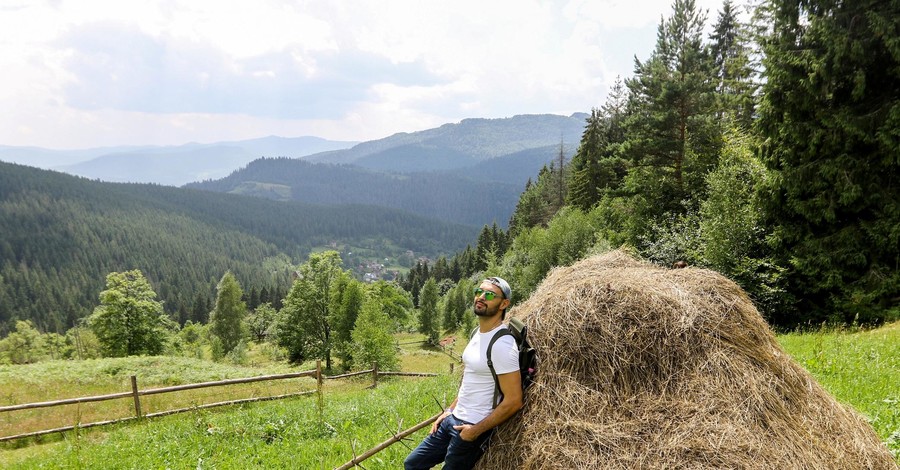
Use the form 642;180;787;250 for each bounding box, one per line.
0;113;586;188
0;136;357;186
186;114;585;226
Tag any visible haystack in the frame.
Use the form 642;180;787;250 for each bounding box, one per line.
478;250;896;469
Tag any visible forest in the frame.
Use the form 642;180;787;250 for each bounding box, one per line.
0;162;477;334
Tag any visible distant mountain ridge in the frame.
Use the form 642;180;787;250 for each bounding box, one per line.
305;113;587;172
0;136;357;186
2;113;588;185
187;114;585;226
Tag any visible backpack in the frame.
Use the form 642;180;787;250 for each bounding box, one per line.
472;317;537;408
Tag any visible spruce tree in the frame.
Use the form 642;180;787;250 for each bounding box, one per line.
330;274;364;368
757;0;900;323
567;77;629;211
709;0;756;127
623;0;720;226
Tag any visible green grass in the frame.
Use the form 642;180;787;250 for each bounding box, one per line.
0;356;311;443
0;334;461;469
0;375;458;469
777;321;900;459
1;324;897;467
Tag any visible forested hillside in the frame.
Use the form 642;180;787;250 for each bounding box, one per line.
0;162;477;334
186;158;526;227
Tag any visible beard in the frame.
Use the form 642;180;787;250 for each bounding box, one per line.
473;300;500;318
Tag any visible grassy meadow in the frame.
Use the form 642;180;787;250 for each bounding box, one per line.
777;321;900;460
0;324;897;468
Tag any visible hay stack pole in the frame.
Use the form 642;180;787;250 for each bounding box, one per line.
477;250;896;470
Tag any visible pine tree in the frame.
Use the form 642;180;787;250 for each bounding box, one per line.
617;0;721;249
474;225;494;273
567;77;630;211
452;279;469;331
709;0;756;127
248;287;260;311
756;0;900;323
330;274;364;368
507;160;570;235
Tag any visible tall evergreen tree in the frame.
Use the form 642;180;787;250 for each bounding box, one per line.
568;77;630;211
507;162;569;235
757;0;900;323
623;0;720;227
474;225;495;273
329;273;365;368
709;0;756;127
248;287;260;311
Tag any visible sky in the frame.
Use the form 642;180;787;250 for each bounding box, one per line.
0;0;729;149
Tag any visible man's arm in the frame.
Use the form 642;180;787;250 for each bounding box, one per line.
431;397;459;434
453;370;523;441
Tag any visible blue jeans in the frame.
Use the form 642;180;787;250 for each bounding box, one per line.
404;413;493;470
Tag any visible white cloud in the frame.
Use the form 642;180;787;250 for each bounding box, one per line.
0;0;736;148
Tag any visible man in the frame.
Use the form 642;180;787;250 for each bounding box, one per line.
405;277;523;470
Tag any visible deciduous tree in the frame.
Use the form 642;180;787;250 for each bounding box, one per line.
276;251;343;368
88;270;171;357
210;272;247;355
351;299;399;371
418;278;440;344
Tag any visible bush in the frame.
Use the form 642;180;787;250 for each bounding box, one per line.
501;206;608;303
699;131;791;321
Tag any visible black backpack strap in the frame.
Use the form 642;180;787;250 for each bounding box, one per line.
486;328;514;409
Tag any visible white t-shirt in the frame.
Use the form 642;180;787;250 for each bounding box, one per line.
453;324;519;424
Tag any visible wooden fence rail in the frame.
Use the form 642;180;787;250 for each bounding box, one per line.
0;370;318;414
0;361;443;443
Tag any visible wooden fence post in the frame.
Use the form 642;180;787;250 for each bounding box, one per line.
316;360;323;427
372;361;379;388
450;362;454;374
130;375;142;419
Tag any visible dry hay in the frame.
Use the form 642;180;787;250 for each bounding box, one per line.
478;250;897;469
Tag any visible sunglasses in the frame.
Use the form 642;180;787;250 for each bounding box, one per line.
473;287;499;301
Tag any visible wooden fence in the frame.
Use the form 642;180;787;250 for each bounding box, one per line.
0;361;439;443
